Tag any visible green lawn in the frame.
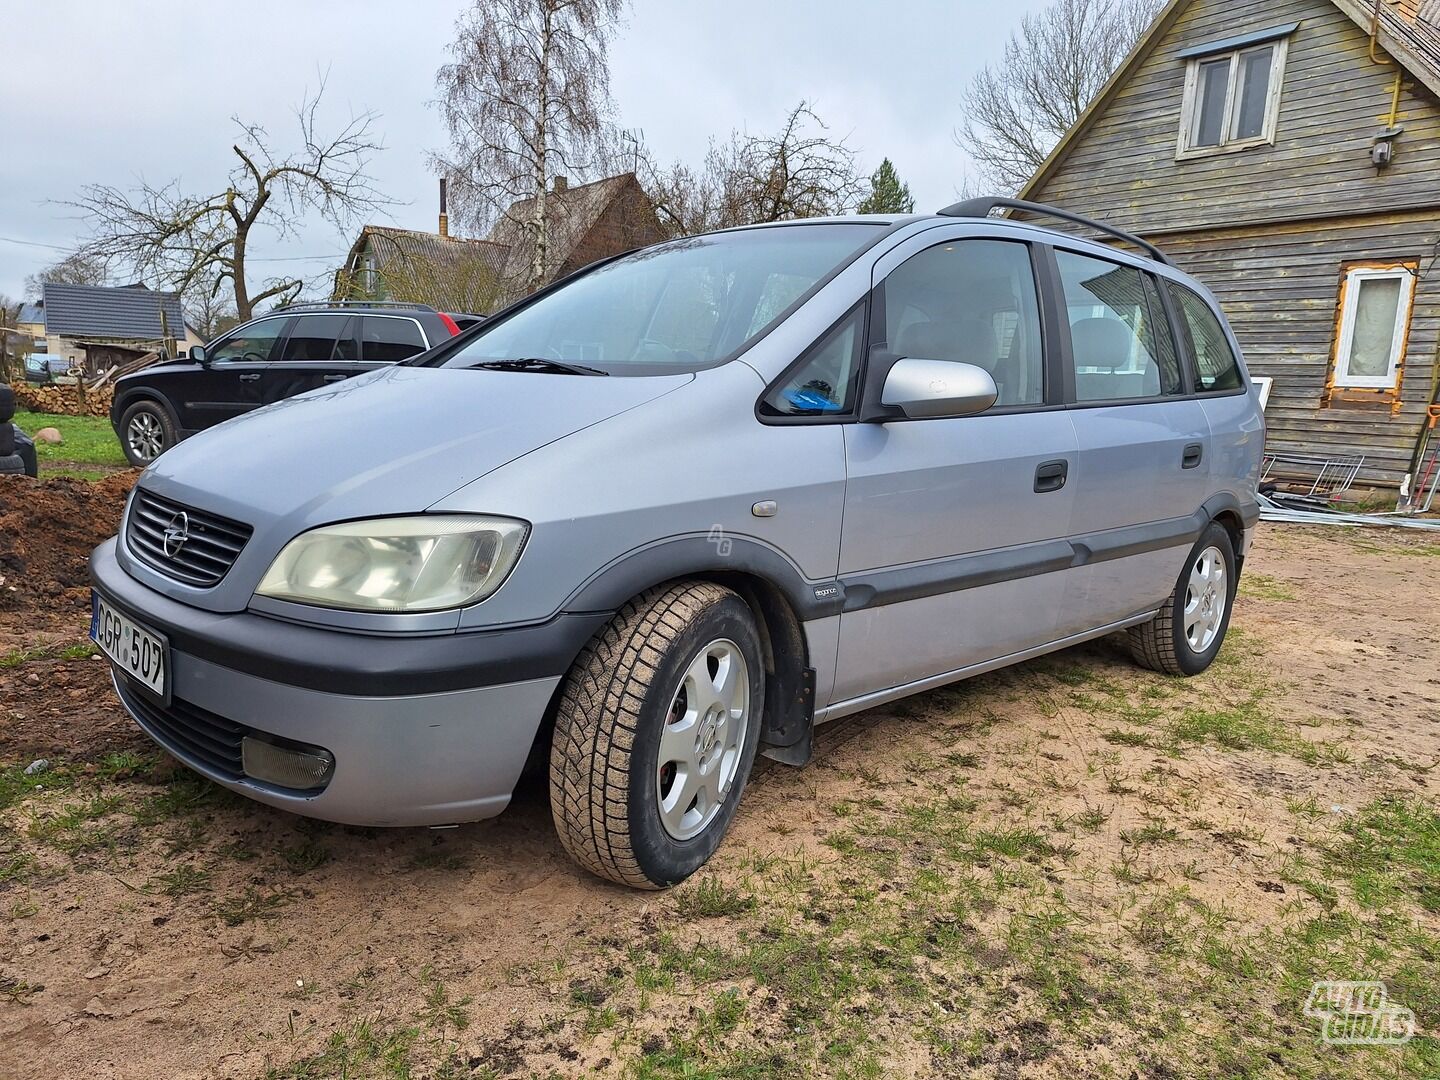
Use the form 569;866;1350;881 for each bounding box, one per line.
15;410;129;474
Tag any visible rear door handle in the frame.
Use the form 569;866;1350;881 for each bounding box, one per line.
323;373;349;383
1034;459;1069;493
238;372;261;382
1182;443;1204;470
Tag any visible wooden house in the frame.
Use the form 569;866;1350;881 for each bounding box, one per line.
1018;0;1440;492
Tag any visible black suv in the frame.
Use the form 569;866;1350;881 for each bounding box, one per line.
110;302;476;466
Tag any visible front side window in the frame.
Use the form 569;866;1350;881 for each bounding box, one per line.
1167;282;1245;392
434;224;883;376
1056;250;1180;401
881;239;1044;407
209;317;289;363
1331;264;1416;390
1179;37;1287;156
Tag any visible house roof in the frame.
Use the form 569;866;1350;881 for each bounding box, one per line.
16;302;43;327
486;174;640;293
1019;0;1440;203
40;282;186;341
340;225;510;312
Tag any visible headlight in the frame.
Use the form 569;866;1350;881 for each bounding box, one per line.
256;515;529;613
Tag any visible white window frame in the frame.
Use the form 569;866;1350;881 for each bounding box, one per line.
1332;265;1416;390
1177;38;1289;159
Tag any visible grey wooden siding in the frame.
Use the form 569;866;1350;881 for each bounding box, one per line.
1025;0;1440;489
1029;0;1440;233
1160;213;1439;487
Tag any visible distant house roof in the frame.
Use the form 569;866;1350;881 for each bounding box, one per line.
16;302;43;328
486;174;642;296
40;282;187;341
1020;0;1440;203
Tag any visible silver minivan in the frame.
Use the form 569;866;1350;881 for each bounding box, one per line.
90;198;1264;888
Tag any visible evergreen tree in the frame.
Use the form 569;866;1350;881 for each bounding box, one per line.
857;158;915;214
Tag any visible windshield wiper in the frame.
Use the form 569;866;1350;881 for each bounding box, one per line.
468;357;609;376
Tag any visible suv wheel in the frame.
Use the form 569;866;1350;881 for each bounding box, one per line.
1128;521;1237;676
550;581;764;888
120;401;176;466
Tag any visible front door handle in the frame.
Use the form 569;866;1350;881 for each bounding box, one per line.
238;372;261;382
1182;442;1204;470
1034;459;1069;494
323;373;348;383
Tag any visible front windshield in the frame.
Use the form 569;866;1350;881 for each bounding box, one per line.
433;223;884;375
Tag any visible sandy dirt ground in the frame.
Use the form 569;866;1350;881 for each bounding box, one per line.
1;473;1437;1079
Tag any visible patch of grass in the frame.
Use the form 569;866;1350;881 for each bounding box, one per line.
676;878;757;918
26;794;125;854
972;828;1058;863
0;762;73;812
1335;796;1440;912
131;776;216;826
1103;728;1150;747
279;839;331;875
214;885;295;927
1237;573;1297;601
17;411;128;467
1120;821;1179;847
264;1017;420;1080
151;865;212;897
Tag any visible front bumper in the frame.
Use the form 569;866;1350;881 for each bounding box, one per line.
90;537;600;826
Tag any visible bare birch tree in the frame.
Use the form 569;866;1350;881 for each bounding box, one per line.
432;0;624;292
955;0;1163;192
70;82;387;321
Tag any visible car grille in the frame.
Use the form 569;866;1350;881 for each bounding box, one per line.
125;489;252;587
114;678;245;781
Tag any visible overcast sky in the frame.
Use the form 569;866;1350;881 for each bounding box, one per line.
0;0;1051;302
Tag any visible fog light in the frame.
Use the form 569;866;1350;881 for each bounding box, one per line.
241;736;335;791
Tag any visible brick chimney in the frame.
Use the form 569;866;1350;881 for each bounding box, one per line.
438;177;449;238
552;175;568;194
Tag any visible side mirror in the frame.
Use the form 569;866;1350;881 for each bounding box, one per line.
881;357;998;420
189;344;207;366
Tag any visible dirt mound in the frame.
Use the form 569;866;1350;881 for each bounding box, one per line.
0;472;137;617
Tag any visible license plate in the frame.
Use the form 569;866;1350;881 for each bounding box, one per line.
91;592;169;701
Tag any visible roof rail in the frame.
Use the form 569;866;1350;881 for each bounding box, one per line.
274;299;440;313
936;197;1173;266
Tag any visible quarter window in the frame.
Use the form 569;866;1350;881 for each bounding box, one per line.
1055;250;1181;401
1166;282;1245;393
360;317;427;363
1179;38;1287;156
881;239;1045;407
760;307;864;418
1331;264;1416;390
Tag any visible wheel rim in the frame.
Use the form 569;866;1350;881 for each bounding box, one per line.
127;412;163;461
655;638;750;841
1183;544;1227;654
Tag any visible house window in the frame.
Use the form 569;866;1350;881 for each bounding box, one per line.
1178;31;1290;157
1331;264;1416;391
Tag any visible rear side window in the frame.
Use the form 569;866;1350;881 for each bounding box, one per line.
760;306;864;417
882;239;1045;407
1055;250;1180;401
282;315;346;362
361;317;427;362
1167;282;1244;392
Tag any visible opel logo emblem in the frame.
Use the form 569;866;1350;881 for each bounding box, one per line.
162;511;190;558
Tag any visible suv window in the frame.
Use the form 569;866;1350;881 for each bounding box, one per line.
361;317;427;363
1167;282;1245;392
1055;250;1179;402
282;315;348;362
209;317;289;363
882;239;1044;407
760;306;864;417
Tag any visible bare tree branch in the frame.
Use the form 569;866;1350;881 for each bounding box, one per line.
955;0;1163;193
67;79;389;320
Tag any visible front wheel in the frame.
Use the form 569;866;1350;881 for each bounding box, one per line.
1128;522;1237;676
119;400;176;467
549;581;765;889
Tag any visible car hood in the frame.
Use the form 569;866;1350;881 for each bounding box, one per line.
138;364;692;532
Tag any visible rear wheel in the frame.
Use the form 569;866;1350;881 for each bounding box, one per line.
549;581;764;888
119;400;176;467
1128;522;1237;676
